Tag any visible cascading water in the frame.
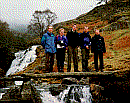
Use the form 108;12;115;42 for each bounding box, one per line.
0;45;39;99
2;45;93;102
6;45;39;76
36;84;92;103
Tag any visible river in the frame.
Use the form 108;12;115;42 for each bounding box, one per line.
34;83;92;103
0;45;92;102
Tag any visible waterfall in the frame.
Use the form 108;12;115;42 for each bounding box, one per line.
6;45;39;76
40;92;60;103
38;85;92;103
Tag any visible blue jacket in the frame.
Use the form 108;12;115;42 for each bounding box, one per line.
80;32;91;49
55;35;68;49
41;31;56;53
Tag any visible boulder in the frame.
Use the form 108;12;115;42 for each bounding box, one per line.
1;86;21;100
79;77;89;85
61;77;78;85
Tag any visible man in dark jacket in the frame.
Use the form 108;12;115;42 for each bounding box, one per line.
91;29;106;72
80;27;91;72
41;26;56;72
66;24;79;72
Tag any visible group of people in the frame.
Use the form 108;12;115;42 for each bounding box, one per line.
41;24;106;73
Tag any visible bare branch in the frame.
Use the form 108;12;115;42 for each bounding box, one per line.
28;9;57;37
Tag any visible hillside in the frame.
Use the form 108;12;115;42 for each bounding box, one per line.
52;0;130;71
9;22;28;33
14;1;130;76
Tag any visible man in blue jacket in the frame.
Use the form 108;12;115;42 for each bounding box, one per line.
80;26;91;72
91;29;106;72
41;26;56;72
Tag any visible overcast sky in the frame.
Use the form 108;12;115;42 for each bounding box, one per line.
0;0;105;25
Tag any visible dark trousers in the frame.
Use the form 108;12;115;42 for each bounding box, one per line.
45;53;55;72
94;52;104;71
56;48;65;72
81;49;89;72
68;46;78;72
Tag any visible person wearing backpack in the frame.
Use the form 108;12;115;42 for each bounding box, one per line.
55;28;68;72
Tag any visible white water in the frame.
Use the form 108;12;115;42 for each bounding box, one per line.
0;87;10;99
3;45;93;102
0;93;5;99
6;45;38;76
39;85;92;103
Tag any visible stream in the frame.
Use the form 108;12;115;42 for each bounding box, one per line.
0;45;92;102
34;83;92;103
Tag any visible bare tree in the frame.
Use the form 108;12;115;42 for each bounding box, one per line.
28;9;57;37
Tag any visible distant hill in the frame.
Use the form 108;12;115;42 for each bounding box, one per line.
53;0;130;34
9;22;28;33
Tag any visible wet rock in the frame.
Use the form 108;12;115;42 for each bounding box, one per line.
79;77;89;85
36;45;45;58
1;86;21;100
49;84;67;96
89;84;112;103
21;81;31;100
90;84;104;92
62;77;78;85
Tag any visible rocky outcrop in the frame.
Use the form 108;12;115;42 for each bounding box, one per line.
89;69;130;103
0;47;15;88
1;81;42;102
1;86;21;100
0;47;15;73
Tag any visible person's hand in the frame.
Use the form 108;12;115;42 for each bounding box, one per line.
86;46;89;49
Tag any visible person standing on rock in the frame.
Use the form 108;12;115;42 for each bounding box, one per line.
41;26;56;72
66;24;80;72
55;28;68;72
80;26;91;72
91;29;106;72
